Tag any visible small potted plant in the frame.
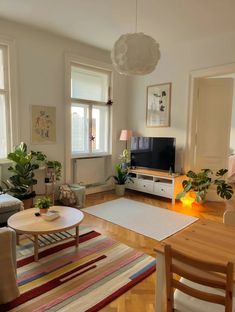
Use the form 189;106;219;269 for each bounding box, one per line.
111;163;133;196
176;168;233;203
46;160;62;181
35;196;51;214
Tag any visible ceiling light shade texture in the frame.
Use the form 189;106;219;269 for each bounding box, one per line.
111;32;160;75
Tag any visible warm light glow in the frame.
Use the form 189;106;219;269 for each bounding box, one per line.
180;193;195;207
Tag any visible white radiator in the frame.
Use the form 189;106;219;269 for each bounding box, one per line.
75;157;105;186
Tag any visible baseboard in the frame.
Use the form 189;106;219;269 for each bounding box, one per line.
85;184;113;195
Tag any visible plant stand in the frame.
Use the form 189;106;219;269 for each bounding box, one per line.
45;166;56;205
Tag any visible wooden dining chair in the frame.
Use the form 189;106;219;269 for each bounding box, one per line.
164;244;234;312
223;204;235;226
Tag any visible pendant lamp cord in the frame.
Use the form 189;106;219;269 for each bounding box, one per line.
135;0;138;33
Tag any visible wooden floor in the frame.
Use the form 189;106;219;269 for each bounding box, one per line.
82;189;229;312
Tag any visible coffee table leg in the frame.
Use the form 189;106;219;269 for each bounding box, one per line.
34;235;39;261
16;233;20;245
75;226;79;247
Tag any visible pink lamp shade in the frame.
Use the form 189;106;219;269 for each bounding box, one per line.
119;130;133;141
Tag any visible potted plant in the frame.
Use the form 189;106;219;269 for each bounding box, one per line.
119;149;131;169
46;160;62;181
35;196;51;214
6;142;46;208
176;168;233;203
111;163;133;196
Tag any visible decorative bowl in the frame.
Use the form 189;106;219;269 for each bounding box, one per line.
41;211;60;221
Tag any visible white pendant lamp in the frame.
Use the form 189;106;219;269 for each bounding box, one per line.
111;0;160;75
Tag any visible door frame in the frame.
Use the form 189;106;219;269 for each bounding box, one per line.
185;62;235;171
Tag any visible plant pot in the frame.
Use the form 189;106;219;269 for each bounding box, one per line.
115;184;125;196
39;208;49;214
22;197;34;209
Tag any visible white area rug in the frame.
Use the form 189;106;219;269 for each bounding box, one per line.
83;198;198;241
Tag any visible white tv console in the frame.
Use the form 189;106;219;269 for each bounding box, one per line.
126;168;185;204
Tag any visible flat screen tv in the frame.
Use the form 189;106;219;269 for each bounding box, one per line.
130;137;176;172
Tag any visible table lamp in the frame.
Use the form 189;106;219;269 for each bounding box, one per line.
119;129;132;149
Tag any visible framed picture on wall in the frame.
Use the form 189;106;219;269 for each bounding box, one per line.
31;105;56;144
146;82;171;127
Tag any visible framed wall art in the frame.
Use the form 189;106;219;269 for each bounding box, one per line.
146;82;171;127
31;105;56;144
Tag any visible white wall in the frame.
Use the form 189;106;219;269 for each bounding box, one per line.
0;18;128;187
230;83;235;153
127;31;235;172
4;18;235;185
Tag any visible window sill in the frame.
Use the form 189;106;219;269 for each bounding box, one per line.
0;159;12;165
71;153;112;159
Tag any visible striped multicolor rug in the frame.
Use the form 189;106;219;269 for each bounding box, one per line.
1;226;156;312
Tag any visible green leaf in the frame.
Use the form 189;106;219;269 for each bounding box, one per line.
184;182;192;192
176;191;186;200
216;169;228;177
186;171;197;178
216;183;233;200
201;168;213;174
195;192;202;203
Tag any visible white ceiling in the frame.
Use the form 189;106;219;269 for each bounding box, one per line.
0;0;235;50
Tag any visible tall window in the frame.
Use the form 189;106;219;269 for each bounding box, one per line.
71;64;111;157
0;44;10;159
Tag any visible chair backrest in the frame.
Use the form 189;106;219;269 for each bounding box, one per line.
164;244;234;312
223;209;235;226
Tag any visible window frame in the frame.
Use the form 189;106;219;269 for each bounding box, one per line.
70;61;112;158
0;39;19;162
0;44;11;158
65;55;113;183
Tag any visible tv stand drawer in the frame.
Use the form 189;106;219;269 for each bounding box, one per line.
126;178;139;190
138;179;154;193
154;182;173;199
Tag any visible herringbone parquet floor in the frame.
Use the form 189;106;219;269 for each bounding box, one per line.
82;189;229;312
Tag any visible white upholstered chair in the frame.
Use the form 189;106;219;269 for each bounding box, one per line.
0;227;20;304
0;194;23;223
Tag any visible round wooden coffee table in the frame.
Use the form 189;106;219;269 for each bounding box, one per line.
8;206;84;261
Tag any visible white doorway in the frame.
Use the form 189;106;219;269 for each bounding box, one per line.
186;63;235;171
186;64;235;200
193;77;233;171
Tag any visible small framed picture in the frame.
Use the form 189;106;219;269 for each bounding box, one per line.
31;105;56;144
146;82;171;127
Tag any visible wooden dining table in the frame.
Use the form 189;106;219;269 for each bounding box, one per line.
154;218;235;312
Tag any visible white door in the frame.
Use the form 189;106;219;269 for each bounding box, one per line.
194;78;233;199
195;78;233;170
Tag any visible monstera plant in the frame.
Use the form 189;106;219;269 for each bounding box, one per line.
176;168;233;203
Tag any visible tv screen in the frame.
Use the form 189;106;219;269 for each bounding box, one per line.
130;137;176;172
